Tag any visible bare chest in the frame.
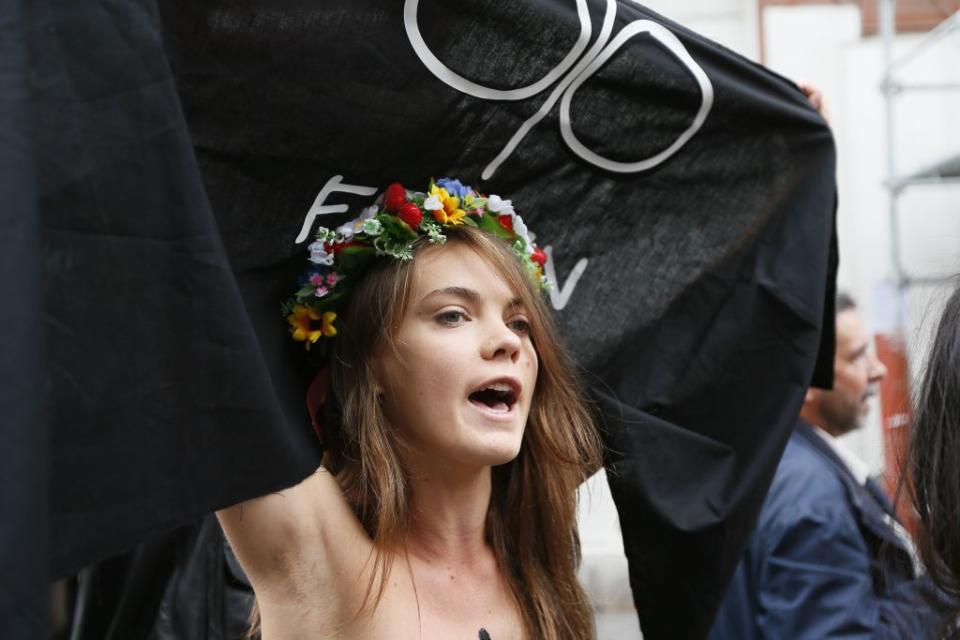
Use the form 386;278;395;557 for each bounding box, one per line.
400;569;524;640
259;562;524;640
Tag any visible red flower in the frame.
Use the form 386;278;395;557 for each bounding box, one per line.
497;215;514;231
530;247;547;266
325;240;358;255
397;202;423;228
384;183;406;213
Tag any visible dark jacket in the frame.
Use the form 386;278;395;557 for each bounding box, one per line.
710;420;946;639
68;515;254;640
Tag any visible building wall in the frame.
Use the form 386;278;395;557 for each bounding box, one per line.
763;3;960;473
577;3;958;636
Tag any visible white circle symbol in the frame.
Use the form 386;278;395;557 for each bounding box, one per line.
403;0;593;101
403;0;714;176
559;20;714;173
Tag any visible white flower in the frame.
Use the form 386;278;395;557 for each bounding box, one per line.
487;195;534;253
335;205;379;238
361;218;382;236
307;240;335;265
511;215;535;255
423;195;442;211
487;194;515;216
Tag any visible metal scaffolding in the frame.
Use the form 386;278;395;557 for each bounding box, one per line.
879;1;960;317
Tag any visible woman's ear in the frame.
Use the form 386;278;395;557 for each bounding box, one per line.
370;335;403;402
368;361;388;405
368;360;384;396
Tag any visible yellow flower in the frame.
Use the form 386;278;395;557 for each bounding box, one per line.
319;311;337;337
287;305;337;350
427;185;466;225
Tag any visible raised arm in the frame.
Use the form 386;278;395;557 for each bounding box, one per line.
216;466;371;597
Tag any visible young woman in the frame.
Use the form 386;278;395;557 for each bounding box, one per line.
908;282;960;632
217;179;603;639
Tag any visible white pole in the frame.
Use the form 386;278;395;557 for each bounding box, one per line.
879;0;907;331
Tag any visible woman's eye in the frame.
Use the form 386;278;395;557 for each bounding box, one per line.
508;318;531;335
437;310;467;326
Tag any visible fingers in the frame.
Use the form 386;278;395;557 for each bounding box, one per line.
797;81;830;123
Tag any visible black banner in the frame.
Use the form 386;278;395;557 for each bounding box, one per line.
4;1;836;638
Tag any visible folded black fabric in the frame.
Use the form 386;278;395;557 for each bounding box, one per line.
1;1;835;638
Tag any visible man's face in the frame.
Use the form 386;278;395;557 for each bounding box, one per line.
813;309;888;436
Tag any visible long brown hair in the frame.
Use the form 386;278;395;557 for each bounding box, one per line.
904;281;960;635
259;225;603;638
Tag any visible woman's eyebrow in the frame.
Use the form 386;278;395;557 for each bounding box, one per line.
505;297;525;311
422;288;525;312
422;286;483;306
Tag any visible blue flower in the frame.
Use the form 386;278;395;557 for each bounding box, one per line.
437;177;472;199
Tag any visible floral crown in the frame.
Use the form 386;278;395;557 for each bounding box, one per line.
282;178;549;356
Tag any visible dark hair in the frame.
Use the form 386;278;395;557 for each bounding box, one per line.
907;282;960;625
836;291;856;314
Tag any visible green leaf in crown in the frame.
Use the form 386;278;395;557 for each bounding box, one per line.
282;178;550;352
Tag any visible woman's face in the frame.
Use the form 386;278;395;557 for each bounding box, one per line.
376;242;539;471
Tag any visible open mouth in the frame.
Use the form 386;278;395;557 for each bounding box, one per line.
468;380;519;414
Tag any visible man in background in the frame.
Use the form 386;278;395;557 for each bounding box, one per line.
710;293;947;638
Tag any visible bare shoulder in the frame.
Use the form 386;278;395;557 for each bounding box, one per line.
216;466;373;595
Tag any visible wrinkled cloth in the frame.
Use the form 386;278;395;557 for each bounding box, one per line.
2;1;835;638
68;516;253;640
0;0;47;636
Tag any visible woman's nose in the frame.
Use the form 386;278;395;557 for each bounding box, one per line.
481;321;521;363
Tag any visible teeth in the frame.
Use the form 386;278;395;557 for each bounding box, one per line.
485;382;512;393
